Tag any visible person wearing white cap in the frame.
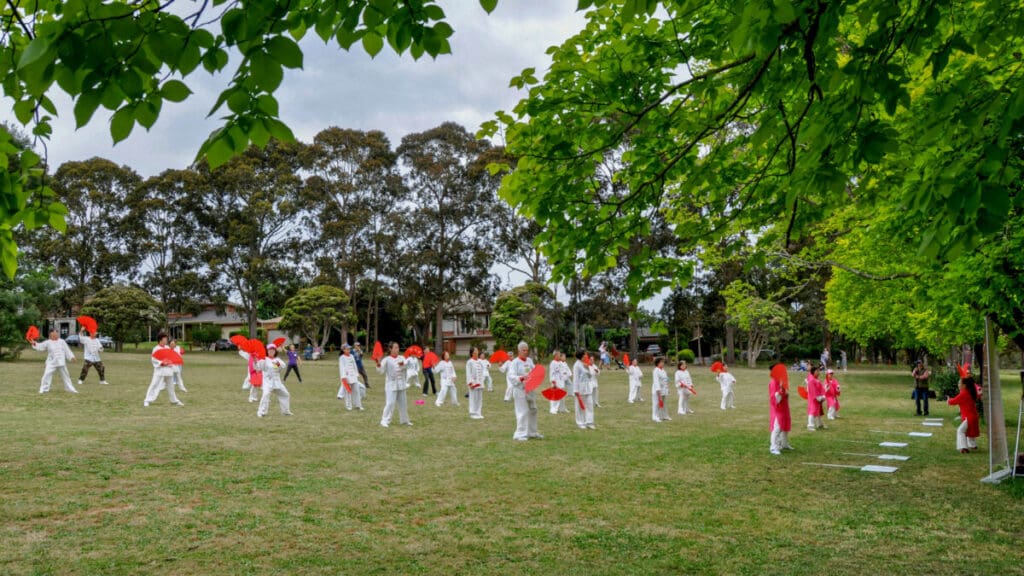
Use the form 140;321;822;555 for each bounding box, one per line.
256;343;291;417
337;344;363;411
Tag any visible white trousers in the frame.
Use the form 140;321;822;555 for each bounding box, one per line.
827;406;837;420
678;389;693;414
628;382;643;403
40;365;77;393
574;393;595;428
770;422;792;452
436;382;459;406
512;390;539;440
338;379;362;410
720;386;734;410
484;373;493;391
592;385;600;406
504;380;514;401
468;387;483;418
381;389;410;425
807;415;824;429
258;382;291;416
145;373;179;404
956;419;978;451
652;392;670;421
549;397;563;414
172;367;186;391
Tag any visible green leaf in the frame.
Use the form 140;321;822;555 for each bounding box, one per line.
249;51;283;92
17;36;53;70
13;100;34;125
160;79;192;102
255;94;279;116
110;106;135;143
266;36;303;69
206;134;236;168
362;32;384;57
479;0;498;14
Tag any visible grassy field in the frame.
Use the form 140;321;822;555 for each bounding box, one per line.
1;352;1022;575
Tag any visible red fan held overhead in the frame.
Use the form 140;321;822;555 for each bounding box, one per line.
230;334;249;351
710;361;724;374
524;365;546;393
76;315;98;336
372;341;384;361
25;325;40;341
770;363;789;390
542;387;567;401
489;350;509;364
272;337;287;349
153;348;184;365
957;363;971;378
797;386;809;400
404;345;423;358
249;339;266;359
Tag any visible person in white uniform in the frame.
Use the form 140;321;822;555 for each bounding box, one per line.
337;344;363;411
675;360;695;415
466;347;486;419
256;344;291;417
31;329;78;394
652;358;671;422
144;333;182;407
572;350;595;429
548;350;571;414
434;351;459;407
168;338;187;393
377;342;412;427
627;357;643;403
717;364;737;410
508;341;541;441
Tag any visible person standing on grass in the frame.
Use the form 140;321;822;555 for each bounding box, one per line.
769;371;793;455
717;363;736;410
483;356;494;392
378;342;412;428
589;360;603;408
508;341;542;441
406;351;422;395
501;355;515;402
652;357;671;422
466;347;486;419
824;369;841;420
805;365;826;430
627;357;644;403
353;342;369;388
948;376;980;454
675;360;695;415
283;344;303;383
548;350;571;414
337;344;363;411
168;338;187;393
78;327;109;386
31;329;78;394
435;351;459;407
911;360;931;416
422;348;438;397
572;350;595;430
144;333;182;407
256;344;291;417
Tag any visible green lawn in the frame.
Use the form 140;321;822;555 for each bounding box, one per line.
1;353;1022;575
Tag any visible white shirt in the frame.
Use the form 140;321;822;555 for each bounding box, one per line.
81;335;103;362
338;353;359;383
33;339;74;367
549;360;571;389
405;356;420;379
377;355;408;392
717;371;736;391
257;356;287;387
466;357;485;386
676;369;693;391
506;355;534;391
573;360;592;395
151;344;174;377
653;367;669;394
628;365;643;386
436;360;456;385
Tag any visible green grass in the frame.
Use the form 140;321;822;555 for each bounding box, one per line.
2;353;1023;575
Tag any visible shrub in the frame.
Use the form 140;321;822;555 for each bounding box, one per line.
678;348;696;363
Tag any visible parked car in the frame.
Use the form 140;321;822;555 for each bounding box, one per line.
214;338;238;351
63;334;80;347
645;344;662;356
97;335;114;349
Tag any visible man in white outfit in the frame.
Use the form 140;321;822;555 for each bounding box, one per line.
144;333;183;407
78;328;109;386
572;350;595;429
508;341;541;441
256;344;291;417
31;330;78;394
378;342;412;427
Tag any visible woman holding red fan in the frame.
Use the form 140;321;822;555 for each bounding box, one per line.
572;350;595;430
256;344;291;418
144;333;183;407
651;358;671;422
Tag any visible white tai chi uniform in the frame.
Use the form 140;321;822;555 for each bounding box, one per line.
508;355;540;440
573;360;595;429
435;359;459;406
483;360;494;391
548;359;571;414
337;353;362;410
466;358;485;419
676;368;694;415
170;345;187;392
717;371;736;410
590;364;602;407
32;339;77;393
256;356;291;417
501;360;514;401
378;355;411;427
627;365;644;403
145;345;181;406
652;367;671;422
405;356;421;391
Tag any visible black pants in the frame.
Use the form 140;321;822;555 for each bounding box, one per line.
422;368;436;394
283;364;302;383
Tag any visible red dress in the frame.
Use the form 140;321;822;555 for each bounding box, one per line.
947;390;979;438
769;378;791;432
806;374;824;416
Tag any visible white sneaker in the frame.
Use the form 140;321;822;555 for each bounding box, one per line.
143;402;150;407
770;449;781;455
172;401;184;406
77;380;83;385
100;381;109;385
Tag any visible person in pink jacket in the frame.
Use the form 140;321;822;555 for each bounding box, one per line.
806;365;826;431
824;369;841;420
769;373;793;454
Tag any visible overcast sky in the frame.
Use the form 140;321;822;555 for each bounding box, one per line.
13;1;587;176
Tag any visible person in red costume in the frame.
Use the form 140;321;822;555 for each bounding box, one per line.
769;372;793;455
805;365;826;431
947;376;980;453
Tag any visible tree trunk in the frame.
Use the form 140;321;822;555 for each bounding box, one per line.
629;315;639;358
435;304;444;354
725;324;736;364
